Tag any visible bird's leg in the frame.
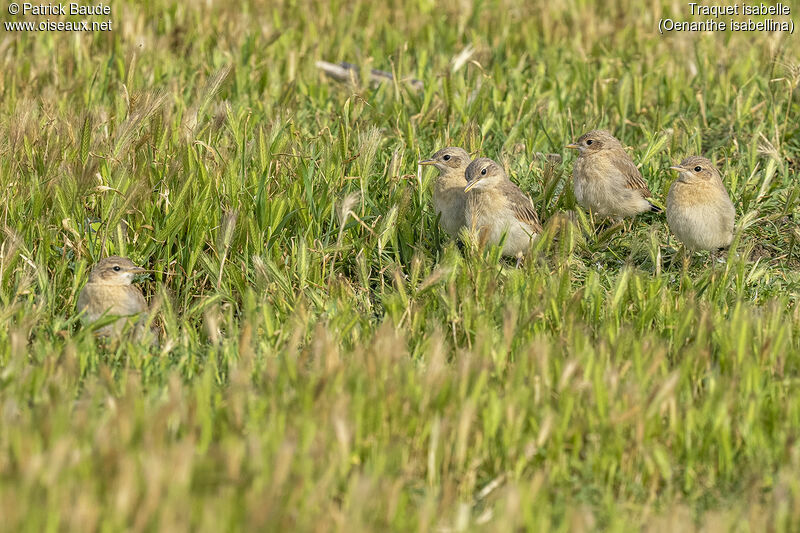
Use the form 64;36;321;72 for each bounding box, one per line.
515;254;524;269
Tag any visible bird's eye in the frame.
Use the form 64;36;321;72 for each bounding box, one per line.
481;168;487;175
443;154;451;161
586;140;593;145
112;266;121;272
694;166;702;172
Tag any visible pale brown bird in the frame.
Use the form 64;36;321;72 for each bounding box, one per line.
567;130;660;219
419;147;471;237
77;256;154;341
463;157;543;259
667;156;735;252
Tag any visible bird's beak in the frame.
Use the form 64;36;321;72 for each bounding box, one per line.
464;180;479;193
670;166;690;182
131;266;147;274
418;159;435;166
566;143;579;150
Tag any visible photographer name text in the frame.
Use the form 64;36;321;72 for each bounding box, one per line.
13;2;109;15
5;2;113;32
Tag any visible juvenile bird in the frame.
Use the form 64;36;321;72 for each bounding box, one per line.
418;147;471;237
77;256;154;341
667;156;735;252
567;130;660;219
463;157;542;259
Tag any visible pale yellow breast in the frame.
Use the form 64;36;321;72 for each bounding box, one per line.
667;179;723;208
433;171;468;235
78;283;147;321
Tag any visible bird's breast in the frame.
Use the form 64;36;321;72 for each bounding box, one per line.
667;181;729;209
78;283;147;319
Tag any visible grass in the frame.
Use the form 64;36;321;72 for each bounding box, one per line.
1;0;800;530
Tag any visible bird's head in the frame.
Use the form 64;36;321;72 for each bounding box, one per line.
418;147;471;174
464;157;506;193
670;156;720;184
87;256;146;285
566;129;622;155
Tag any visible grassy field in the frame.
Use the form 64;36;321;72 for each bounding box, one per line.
2;0;800;530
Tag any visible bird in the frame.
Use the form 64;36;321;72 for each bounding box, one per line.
418;147;471;237
77;256;155;342
666;156;735;253
463;157;543;259
566;130;661;220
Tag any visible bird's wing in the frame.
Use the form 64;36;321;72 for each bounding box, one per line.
720;198;736;234
611;152;653;199
125;286;149;314
76;288;88;312
502;181;543;233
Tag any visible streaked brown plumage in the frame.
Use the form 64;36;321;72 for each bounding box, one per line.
463;157;542;258
419;147;471;236
567;130;660;218
667;156;735;251
77;256;153;340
